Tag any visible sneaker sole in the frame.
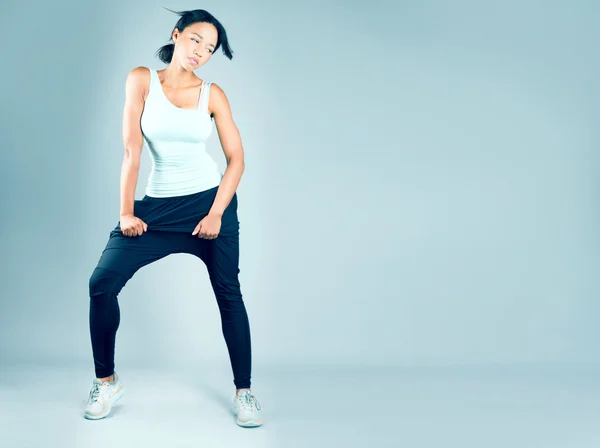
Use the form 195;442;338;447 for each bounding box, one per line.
84;384;126;420
236;417;263;427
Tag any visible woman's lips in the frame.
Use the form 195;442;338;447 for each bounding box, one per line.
189;57;199;64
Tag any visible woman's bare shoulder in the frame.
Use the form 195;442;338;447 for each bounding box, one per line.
126;66;152;83
207;83;229;105
125;66;152;99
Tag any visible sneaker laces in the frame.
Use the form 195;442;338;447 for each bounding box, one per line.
88;381;108;403
238;391;261;411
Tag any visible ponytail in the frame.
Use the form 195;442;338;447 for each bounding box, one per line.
157;43;175;64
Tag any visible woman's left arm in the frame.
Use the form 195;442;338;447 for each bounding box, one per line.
208;83;245;217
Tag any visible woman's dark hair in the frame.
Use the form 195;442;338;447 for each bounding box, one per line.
155;8;233;63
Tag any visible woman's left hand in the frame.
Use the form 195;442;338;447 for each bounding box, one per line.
192;213;222;239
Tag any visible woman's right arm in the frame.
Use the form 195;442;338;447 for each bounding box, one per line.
120;66;147;218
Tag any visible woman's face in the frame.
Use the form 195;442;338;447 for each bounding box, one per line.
172;22;218;70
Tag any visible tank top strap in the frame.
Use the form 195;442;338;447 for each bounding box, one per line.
197;81;211;113
196;80;206;110
147;68;158;94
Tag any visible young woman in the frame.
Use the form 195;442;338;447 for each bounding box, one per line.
83;9;262;428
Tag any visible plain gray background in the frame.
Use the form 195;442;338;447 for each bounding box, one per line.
0;0;599;446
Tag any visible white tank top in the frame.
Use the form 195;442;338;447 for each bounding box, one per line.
140;67;223;197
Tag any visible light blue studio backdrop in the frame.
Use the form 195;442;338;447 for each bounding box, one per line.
0;0;598;373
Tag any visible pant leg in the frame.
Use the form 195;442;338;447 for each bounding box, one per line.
194;197;252;389
89;229;189;378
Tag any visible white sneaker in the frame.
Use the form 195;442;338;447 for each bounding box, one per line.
83;372;126;420
233;389;263;427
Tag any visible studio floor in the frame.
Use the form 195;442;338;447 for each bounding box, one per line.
0;362;598;447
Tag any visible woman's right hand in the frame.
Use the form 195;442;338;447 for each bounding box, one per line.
119;213;148;237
